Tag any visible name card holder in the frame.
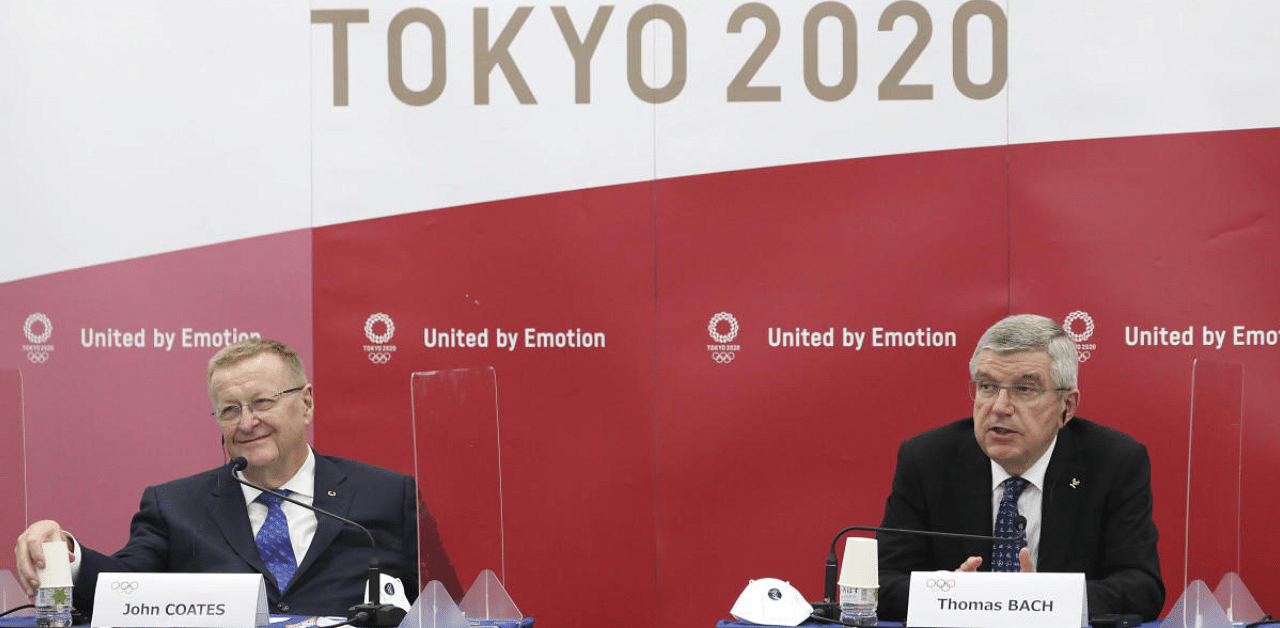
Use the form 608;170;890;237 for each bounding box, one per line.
91;573;268;628
906;571;1088;628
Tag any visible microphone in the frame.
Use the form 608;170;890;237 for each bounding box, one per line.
228;457;406;627
815;525;1019;621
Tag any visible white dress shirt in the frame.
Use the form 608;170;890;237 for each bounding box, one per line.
238;447;320;567
990;435;1057;569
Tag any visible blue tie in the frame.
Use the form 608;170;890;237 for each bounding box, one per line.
255;490;297;591
991;477;1029;572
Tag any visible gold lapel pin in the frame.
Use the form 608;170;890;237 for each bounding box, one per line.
1069;478;1081;489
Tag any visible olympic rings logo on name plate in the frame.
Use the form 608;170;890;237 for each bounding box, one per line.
111;580;140;595
711;352;735;363
368;352;391;364
28;352;50;364
926;577;956;593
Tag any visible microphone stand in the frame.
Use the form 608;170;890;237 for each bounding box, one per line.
816;525;1008;621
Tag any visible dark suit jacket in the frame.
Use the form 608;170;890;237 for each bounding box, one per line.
877;418;1164;621
74;454;421;616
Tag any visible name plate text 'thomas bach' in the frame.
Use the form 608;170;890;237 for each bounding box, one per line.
907;571;1087;628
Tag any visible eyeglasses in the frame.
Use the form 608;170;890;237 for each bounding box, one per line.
213;386;304;423
968;380;1070;405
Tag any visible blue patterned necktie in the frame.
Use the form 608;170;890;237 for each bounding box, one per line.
255;490;297;591
991;477;1030;572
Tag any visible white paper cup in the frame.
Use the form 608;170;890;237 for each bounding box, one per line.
36;541;73;588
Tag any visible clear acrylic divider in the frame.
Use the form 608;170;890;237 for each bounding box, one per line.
458;569;522;622
1212;572;1264;624
399;580;468;628
1163;580;1232;628
0;368;29;610
1;569;33;616
410;368;506;606
1164;359;1255;628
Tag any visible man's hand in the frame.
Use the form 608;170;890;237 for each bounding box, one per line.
1018;547;1035;572
957;549;1034;573
14;520;72;597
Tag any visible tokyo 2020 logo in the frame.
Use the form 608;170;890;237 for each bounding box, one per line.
1063;311;1097;363
363;313;397;364
707;312;741;364
23;312;54;364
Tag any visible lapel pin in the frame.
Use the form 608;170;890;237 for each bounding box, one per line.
328;490;337;497
1069;478;1081;489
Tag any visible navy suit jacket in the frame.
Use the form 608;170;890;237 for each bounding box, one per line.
877;418;1164;621
74;454;421;616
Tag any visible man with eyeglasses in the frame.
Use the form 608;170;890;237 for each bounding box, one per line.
876;314;1164;621
14;339;450;616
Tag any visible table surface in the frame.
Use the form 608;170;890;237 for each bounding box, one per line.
0;615;533;628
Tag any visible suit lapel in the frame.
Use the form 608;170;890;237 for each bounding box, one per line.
294;454;352;583
1039;425;1086;572
210;470;269;576
955;434;995;558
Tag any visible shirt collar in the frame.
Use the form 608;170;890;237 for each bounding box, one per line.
991;435;1057;492
237;446;316;504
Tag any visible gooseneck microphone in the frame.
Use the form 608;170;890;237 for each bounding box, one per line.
228;457;406;627
815;524;1021;621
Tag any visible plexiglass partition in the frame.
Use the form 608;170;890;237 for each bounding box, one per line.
1184;359;1243;589
410;368;504;602
1165;359;1263;628
0;368;31;614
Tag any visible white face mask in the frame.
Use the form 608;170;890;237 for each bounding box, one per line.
730;578;814;626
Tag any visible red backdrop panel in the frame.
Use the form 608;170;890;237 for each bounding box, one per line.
0;230;313;561
1009;128;1280;613
654;147;1010;626
312;184;657;626
309;130;1280;626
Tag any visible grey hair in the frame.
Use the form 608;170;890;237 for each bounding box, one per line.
207;338;308;401
969;314;1078;390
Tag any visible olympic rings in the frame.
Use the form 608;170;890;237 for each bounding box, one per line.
368;352;391;364
27;352;49;364
111;581;140;594
925;578;956;592
711;351;735;364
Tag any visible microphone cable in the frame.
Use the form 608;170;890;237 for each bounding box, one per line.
0;604;34;617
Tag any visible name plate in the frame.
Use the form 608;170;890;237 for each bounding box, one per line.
91;573;268;628
906;571;1088;628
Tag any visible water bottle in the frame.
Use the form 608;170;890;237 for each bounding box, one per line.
35;540;74;628
35;585;72;627
838;584;878;627
837;536;879;626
